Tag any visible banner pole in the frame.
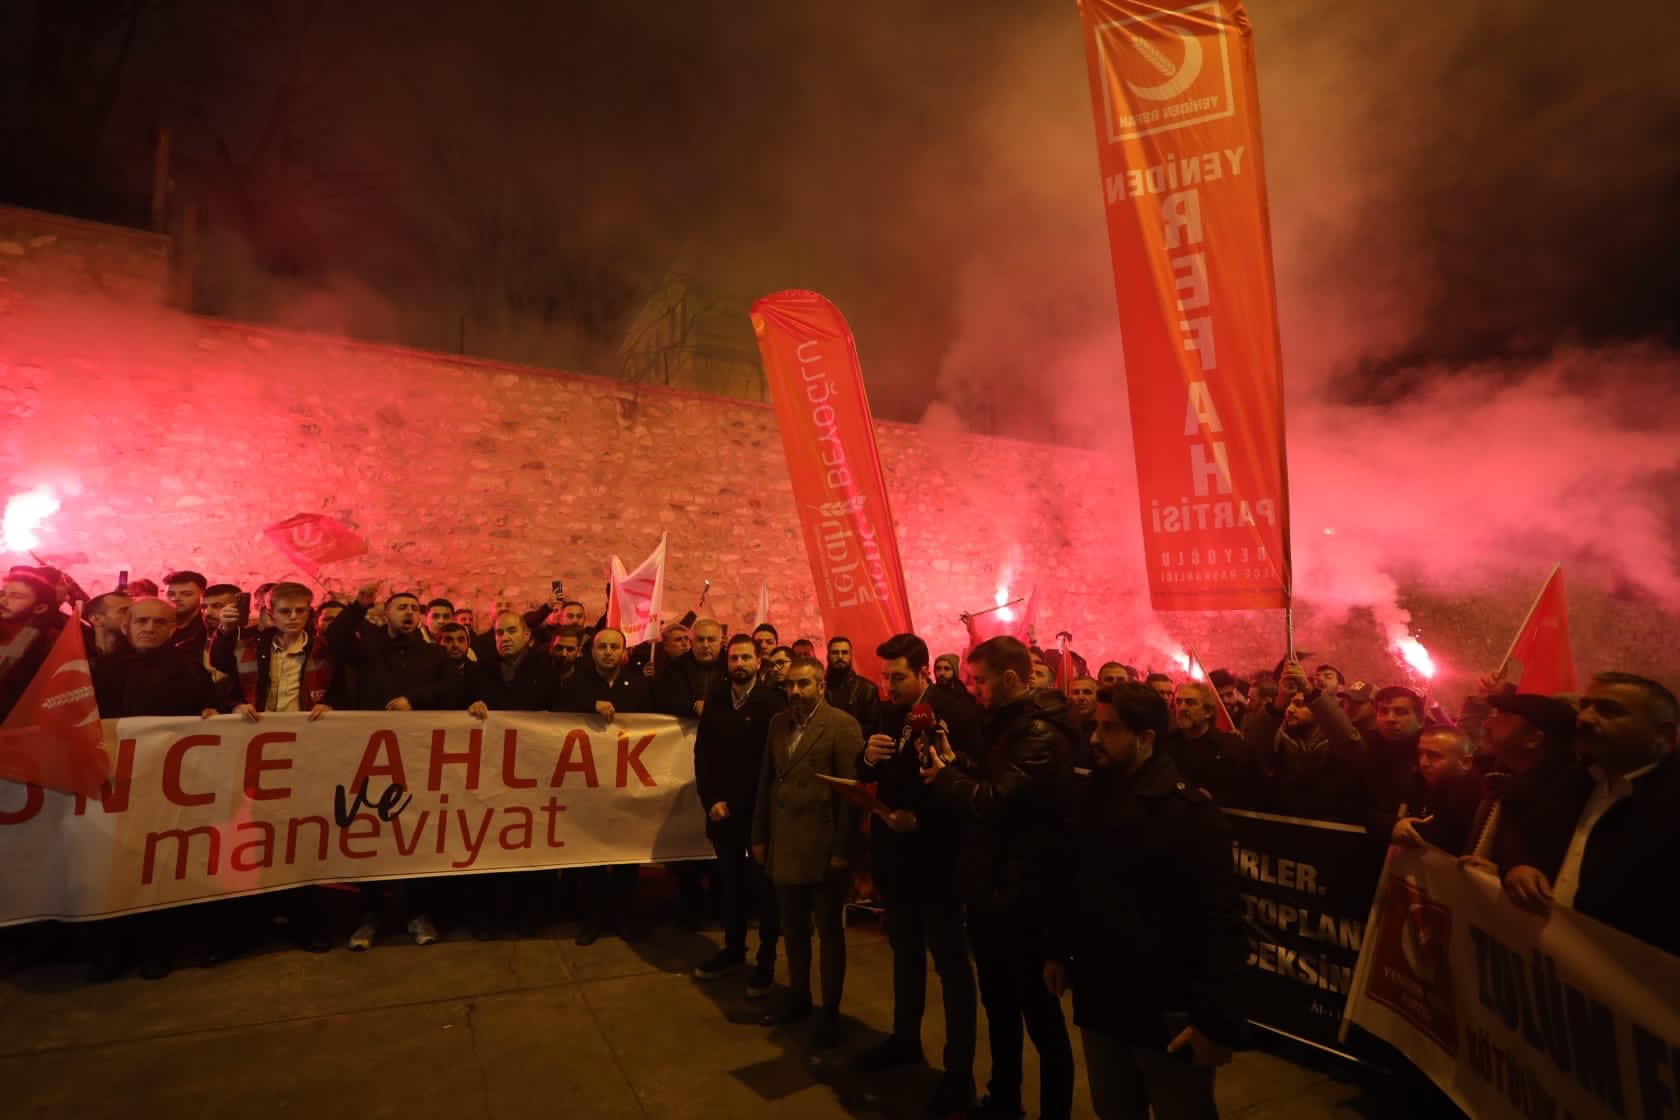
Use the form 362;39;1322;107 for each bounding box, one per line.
1495;563;1561;678
1285;605;1296;663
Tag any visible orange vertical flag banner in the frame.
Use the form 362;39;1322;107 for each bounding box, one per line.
751;290;912;683
0;613;111;796
1500;565;1578;697
1076;0;1292;610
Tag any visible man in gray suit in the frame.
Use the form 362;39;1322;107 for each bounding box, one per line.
753;655;864;1049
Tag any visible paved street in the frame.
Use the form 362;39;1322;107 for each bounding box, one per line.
1;887;1450;1119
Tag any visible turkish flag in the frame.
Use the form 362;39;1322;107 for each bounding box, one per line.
263;514;367;573
1504;566;1578;697
0;613;111;796
1188;648;1236;732
965;586;1038;650
607;533;668;646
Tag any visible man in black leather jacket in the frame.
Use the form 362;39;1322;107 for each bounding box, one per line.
825;636;881;729
922;635;1079;1120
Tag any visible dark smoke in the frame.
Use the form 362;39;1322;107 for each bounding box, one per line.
907;0;1680;650
8;0;1680;657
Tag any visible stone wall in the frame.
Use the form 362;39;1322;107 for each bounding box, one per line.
0;205;170;309
2;202;1675;697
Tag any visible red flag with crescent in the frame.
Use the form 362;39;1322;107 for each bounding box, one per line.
0;613;111;796
606;533;669;645
263;514;367;573
1503;566;1578;697
964;587;1038;650
1187;648;1236;731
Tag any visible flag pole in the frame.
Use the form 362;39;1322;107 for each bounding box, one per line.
1285;605;1296;662
1495;563;1562;678
963;596;1026;621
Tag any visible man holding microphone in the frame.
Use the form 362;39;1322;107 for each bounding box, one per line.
857;632;982;1117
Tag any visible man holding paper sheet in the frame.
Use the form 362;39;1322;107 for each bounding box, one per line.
752;655;864;1049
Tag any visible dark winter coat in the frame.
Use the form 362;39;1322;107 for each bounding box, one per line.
1500;751;1680;956
929;687;1079;923
693;675;786;828
1046;752;1248;1050
93;646;223;718
654;651;724;718
325;602;455;711
556;663;656;715
1161;726;1263;809
467;649;565;711
825;669;882;730
859;684;981;896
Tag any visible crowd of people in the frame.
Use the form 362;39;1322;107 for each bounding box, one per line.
2;561;1677;1119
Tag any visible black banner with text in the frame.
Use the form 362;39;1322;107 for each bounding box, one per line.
1224;807;1384;1057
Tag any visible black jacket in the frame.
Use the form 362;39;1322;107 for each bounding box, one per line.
93;646;223;718
325;601;454;711
1161;726;1262;809
1046;753;1248;1049
825;669;881;730
1361;731;1421;834
693;676;786;827
169;612;209;663
439;657;472;710
467;649;565;711
557;664;655;715
859;684;981;895
1400;768;1485;854
654;652;724;718
929;687;1079;921
0;617;62;722
934;679;975;706
1503;751;1680;956
1484;744;1584;873
1243;692;1368;826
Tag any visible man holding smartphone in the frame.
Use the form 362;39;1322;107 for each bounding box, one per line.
211;582;337;722
208;582;338;953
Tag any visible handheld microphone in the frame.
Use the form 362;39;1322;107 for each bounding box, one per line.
908;703;938;765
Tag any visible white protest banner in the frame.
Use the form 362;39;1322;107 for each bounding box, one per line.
0;711;708;925
1343;845;1680;1120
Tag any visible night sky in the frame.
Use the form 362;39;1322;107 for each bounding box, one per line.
3;0;1677;439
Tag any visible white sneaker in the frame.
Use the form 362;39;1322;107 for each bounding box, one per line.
407;915;439;946
348;919;378;952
